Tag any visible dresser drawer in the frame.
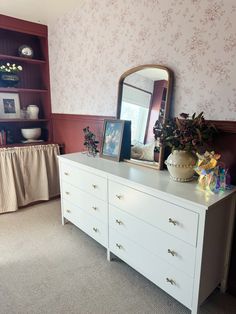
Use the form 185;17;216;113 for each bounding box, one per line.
109;181;198;246
61;181;107;223
62;199;107;247
62;198;83;225
109;229;193;308
109;205;196;276
85;213;108;248
60;161;107;201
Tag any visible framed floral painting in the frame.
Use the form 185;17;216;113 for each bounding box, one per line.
100;119;131;161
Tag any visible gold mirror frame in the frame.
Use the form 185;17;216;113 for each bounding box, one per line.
116;64;173;170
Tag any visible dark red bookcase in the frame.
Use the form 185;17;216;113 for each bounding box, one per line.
0;14;52;145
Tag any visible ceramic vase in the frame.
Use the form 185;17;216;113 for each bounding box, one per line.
165;150;197;182
27;105;39;119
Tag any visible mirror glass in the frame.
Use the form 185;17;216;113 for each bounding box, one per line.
117;65;173;169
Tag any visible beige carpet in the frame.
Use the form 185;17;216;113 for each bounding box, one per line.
0;200;236;314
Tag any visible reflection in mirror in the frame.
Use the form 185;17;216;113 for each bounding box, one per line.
117;65;173;169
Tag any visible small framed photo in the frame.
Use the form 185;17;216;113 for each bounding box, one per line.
100;119;131;161
0;93;20;119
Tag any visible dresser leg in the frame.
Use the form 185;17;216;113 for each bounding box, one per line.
62;216;65;225
107;250;111;261
191;304;199;314
191;292;200;314
191;307;199;314
220;281;227;293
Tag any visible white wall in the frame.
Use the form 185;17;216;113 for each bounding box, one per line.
49;0;236;120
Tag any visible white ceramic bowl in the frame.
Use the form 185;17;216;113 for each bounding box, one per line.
21;128;41;140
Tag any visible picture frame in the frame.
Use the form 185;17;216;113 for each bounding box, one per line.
0;93;21;119
100;119;131;162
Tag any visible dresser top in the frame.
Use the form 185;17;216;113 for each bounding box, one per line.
59;153;236;210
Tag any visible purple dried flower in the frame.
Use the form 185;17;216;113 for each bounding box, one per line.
83;126;99;156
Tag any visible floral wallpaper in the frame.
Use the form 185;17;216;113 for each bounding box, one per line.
49;0;236;120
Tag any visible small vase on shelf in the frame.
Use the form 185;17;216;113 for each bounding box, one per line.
27;105;39;119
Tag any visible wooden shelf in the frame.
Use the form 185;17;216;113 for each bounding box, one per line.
0;54;46;64
0;87;48;93
0;118;49;123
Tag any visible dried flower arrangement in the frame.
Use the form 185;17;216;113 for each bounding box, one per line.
83;126;99;157
153;112;217;152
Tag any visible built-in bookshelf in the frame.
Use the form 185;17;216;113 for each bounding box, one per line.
0;14;52;146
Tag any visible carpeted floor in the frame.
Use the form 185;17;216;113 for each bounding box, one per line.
0;200;236;314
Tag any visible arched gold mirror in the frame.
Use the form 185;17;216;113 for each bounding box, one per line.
117;64;173;169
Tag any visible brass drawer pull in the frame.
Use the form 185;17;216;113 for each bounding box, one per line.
66;209;71;213
65;191;70;195
92;184;97;189
64;172;69;176
92;206;97;211
116;194;122;200
168;218;178;226
116;243;122;249
166;278;176;285
168;249;177;257
93;227;98;233
115;219;122;225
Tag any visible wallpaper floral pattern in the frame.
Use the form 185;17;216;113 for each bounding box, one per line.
49;0;236;120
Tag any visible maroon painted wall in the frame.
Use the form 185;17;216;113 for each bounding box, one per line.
52;114;114;154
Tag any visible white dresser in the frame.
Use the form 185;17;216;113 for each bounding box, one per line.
58;153;236;314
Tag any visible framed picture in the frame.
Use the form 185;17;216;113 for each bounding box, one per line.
0;93;21;119
100;119;131;161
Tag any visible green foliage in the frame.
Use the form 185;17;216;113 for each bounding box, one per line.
153;112;217;152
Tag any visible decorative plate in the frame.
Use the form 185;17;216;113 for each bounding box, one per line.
18;45;34;58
